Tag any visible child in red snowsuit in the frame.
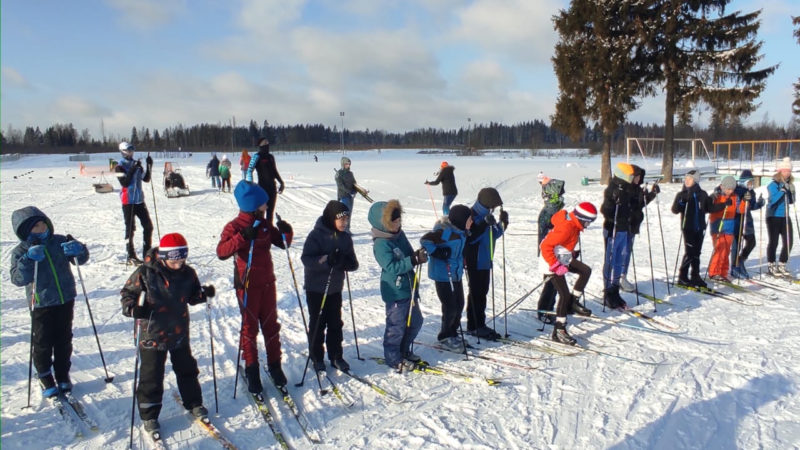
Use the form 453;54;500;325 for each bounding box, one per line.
707;176;746;280
217;180;293;392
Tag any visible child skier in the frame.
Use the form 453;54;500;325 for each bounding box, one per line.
424;161;458;215
420;204;471;351
730;170;764;279
539;202;597;344
217;180;293;392
10;206;89;397
766;157;795;276
368;200;428;371
300;201;359;372
247;138;285;225
619;165;660;292
219;154;232;192
120;233;212;434
536;174;566;324
707;176;746;281
464;187;508;340
600;162;636;308
671;170;713;288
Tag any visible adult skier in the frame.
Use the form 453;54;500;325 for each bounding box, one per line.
114;142;153;265
424;161;458;215
246;138;285;225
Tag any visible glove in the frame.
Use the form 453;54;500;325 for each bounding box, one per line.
743;191;752;202
202;285;215;299
61;240;83;257
430;247;451;260
278;183;285;194
724;198;733;206
485;214;497;226
499;210;509;229
651;184;660;194
679;191;690;203
146;155;153;168
26;245;46;262
572;250;581;260
549;261;569;276
240;225;258;241
410;248;428;266
123;300;151;319
327;248;341;267
276;220;293;235
134;159;143;171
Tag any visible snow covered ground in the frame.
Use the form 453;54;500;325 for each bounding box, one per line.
2;149;799;449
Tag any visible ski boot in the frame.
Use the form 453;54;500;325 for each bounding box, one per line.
619;276;636;293
331;358;350;372
438;336;464;352
191;405;209;422
143;419;161;441
311;358;326;372
690;274;708;289
603;285;626;310
245;364;263;393
569;294;592;317
267;361;287;388
777;263;791;277
40;373;59;399
551;322;577;346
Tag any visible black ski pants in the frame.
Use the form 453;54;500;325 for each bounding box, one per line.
731;233;756;266
306;291;344;363
122;203;153;258
679;230;704;279
434;280;465;340
465;268;490;331
766;217;793;263
32;301;74;383
137;346;202;421
550;259;591;319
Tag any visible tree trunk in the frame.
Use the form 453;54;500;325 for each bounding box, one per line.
662;90;675;183
601;132;612;185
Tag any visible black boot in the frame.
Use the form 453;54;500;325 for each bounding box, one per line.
603;285;626;310
267;361;287;388
569;295;592;317
126;243;142;265
551;322;576;345
690;274;707;289
245;364;262;394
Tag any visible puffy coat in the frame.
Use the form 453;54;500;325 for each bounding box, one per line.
216;211;290;288
120;248;206;351
420;220;466;282
464;201;503;271
301;216;359;294
733;185;764;236
428;166;458;196
671;183;715;233
115;156;151;205
540;209;584;269
708;188;747;235
10;207;88;309
629;166;658;235
336;168;357;199
601;175;636;234
368;200;416;303
766;176;795;218
207;156;220;177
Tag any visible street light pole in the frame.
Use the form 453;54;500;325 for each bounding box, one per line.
467;117;471;150
340;111;345;153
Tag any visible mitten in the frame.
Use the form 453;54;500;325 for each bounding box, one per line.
549;261;568;276
276;220;293;235
61;240;83;257
499;210;509;229
26;245;46;262
430;247;451;260
202;285;215;298
484;214;497;226
240;225;258;241
410;248;428;266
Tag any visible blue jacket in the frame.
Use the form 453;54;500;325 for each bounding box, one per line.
368;201;417;304
464;201;503;271
420;221;466;283
9;207;89;309
114;157;149;205
766;179;794;218
733;185;764;236
300;216;358;294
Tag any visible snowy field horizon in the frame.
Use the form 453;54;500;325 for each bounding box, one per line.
2;149;799;449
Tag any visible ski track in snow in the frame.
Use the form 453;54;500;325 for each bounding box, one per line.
2;150;799;449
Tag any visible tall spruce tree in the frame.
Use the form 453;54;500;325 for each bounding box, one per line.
793;16;800;117
552;0;653;183
645;1;775;180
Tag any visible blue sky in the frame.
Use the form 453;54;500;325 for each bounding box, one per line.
2;0;798;141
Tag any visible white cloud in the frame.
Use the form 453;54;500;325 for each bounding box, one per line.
2;67;32;89
105;0;186;30
52;95;112;119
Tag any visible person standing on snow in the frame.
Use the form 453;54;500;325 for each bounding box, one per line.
219;155;232;193
206;154;221;189
120;233;213;436
707;176;746;281
216;181;293;393
115;142;154;265
539;203;596;345
10;206;89;398
730;170;764;279
536;173;566;324
424;161;458;216
300;201;359;373
335;157;361;216
464;187;508;340
672;170;714;289
420;204;471;351
618;165;660;293
600;162;636;309
239;149;251;181
765;157;796;276
246;138;285;225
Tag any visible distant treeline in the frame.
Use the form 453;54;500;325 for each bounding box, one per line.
2;118;798;155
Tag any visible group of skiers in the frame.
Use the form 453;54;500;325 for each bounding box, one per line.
9;146;796;437
206;153;233;192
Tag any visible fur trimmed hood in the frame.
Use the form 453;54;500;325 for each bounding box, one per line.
368;199;403;236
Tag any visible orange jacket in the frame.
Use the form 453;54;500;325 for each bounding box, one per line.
540;209;585;267
708;191;746;234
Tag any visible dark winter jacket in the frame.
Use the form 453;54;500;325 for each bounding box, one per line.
537;179;565;247
428;166;458;196
248;149;283;193
207;155;220;177
420;220;466;282
601;175;636;234
733;185;764;236
368;200;416;303
216;211;291;289
464;201;504;271
629;167;658;235
671;183;718;233
336;168;357;199
301;216;359;294
115;156;151;205
10;207;88;309
120;248;206;351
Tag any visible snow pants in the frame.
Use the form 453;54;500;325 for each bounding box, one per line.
434;280;465;340
731;233;756;267
603;229;630;289
465;268;490;332
306;290;344;363
32;301;74;384
709;233;733;278
442;195;456;216
137;345;202;421
237;280;282;367
679;230;705;280
383;297;422;367
551;259;591;319
122;203;153;259
766;217;793;263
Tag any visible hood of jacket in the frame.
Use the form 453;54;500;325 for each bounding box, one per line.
369;200;403;238
12;206;54;241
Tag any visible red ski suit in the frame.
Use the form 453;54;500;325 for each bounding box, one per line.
217;211;292;366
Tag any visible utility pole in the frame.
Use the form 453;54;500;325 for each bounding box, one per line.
467;117;472;150
340;111;345;153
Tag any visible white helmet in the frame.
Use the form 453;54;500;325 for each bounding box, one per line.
118;141;134;157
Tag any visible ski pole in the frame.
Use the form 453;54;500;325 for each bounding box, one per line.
654;185;671;294
275;213;309;335
465;269;482;345
734;199;748;280
233;219;260;399
785;194;792;261
489;225;496;335
25;261;39;409
631;244;641;306
501;207;508;338
75;259;114;383
296;268;333;394
577;235;587;308
345;272;363;361
129;294;147;449
147;153;161;241
759;202;764;279
425;183;439;220
446;263;468;359
205;298;219;415
603;202;620;312
643;187;656;311
673;200;690;285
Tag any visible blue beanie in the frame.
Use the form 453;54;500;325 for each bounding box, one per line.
234;180;269;212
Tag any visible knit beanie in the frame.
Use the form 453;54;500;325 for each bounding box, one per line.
448;205;471;231
441;161;448;169
341;157;351;168
158;233;188;260
613;162;635;183
322;200;350;228
573;202;597;222
234;180;269;212
685;170;700;184
738;169;753;181
720;176;737;191
777;157;792;171
476;187;503;209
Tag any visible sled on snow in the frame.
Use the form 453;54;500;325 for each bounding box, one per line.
163;162;190;198
92;172;114;194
